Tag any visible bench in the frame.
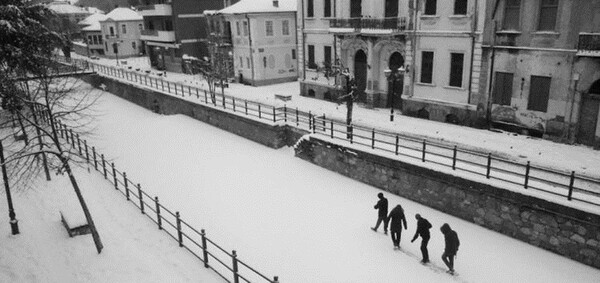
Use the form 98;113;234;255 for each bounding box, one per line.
60;209;90;237
275;94;292;101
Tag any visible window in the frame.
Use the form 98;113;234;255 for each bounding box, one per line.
424;0;437;15
492;72;514;106
292;49;296;59
307;45;315;69
282;20;290;36
263;57;267;68
246;57;250;69
454;0;468;15
449;53;464;87
324;0;332;17
109;26;114;36
132;41;136;50
307;0;314;18
350;0;362;18
324;46;332;65
420;51;434;84
243;21;248;36
239;56;243;68
266;21;273;36
139;24;143;31
122;24;126;34
527;76;551;112
236;21;240;36
503;0;521;30
105;42;108;51
538;0;558;31
87;35;92;43
98;36;102;44
385;0;398;18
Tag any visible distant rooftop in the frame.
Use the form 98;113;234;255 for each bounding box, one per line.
219;0;296;14
102;7;143;22
47;1;90;15
80;13;108;31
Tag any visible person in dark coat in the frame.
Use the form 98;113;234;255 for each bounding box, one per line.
387;204;407;249
371;193;389;234
411;214;432;263
440;223;460;274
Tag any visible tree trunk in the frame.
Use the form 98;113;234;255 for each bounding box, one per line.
30;108;51;181
61;157;103;253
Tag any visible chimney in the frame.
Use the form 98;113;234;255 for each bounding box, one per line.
273;0;279;8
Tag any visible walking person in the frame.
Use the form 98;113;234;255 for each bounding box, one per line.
411;214;432;263
371;193;389;234
387;204;407;249
440;223;460;274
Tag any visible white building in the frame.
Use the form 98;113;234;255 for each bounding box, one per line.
219;0;298;86
79;13;108;56
100;8;144;59
298;0;487;125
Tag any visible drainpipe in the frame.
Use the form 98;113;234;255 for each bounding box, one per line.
467;0;479;105
245;14;255;85
301;0;306;80
410;0;418;98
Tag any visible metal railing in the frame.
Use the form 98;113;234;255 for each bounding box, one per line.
55;56;600;208
330;17;408;31
40;112;279;283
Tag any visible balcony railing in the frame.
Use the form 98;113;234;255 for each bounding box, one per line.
140;30;176;42
577;33;600;57
329;17;408;33
136;4;172;16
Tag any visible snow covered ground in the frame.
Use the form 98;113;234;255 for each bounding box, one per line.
73;54;600;181
0;164;222;282
60;85;600;283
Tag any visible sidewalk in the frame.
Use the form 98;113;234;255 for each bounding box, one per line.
72;54;600;179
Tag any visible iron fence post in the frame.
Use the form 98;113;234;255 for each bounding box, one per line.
93;147;97;170
452;146;457;170
77;134;81;155
395;135;399;155
296;107;299;126
284;105;287;122
486;153;492;179
112;163;117;190
524;161;530;189
155;197;162;230
350;126;354;144
201;229;209;267
273;276;279;283
259;104;262;119
232;250;239;283
124;172;130;201
422;139;426;162
245;101;248;115
330;121;334;138
176;212;183;247
568;171;575;201
138;184;144;214
101;154;107;179
233;97;236;112
273;106;276;122
371;129;375;149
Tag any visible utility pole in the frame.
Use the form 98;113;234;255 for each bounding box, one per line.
0;140;19;235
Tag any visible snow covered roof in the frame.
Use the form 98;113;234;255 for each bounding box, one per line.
219;0;296;14
47;2;90;15
103;7;143;22
78;13;108;28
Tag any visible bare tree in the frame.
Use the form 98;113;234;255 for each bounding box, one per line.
0;0;103;253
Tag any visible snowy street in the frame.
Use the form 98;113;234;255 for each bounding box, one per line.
65;85;600;283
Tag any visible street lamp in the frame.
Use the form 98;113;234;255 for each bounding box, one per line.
384;66;406;122
112;40;123;66
0;140;19;235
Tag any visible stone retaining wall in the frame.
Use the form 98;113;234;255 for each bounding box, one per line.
81;74;297;149
295;137;600;269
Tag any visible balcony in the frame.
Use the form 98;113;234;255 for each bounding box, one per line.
329;17;408;34
577;33;600;57
136;4;172;17
140;29;176;42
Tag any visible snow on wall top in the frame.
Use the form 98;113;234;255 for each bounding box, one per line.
103;7;142;22
219;0;296;14
47;2;90;14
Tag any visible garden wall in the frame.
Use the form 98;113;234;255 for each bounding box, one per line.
295;136;600;269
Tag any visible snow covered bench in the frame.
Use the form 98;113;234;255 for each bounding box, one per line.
275;94;292;101
60;208;90;237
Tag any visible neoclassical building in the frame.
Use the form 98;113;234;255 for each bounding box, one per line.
299;0;487;124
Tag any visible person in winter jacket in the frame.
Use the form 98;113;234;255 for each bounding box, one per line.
440;223;460;274
387;204;407;249
411;214;432;263
371;193;389;234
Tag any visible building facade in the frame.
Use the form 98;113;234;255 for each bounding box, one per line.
138;0;236;73
220;0;298;86
481;0;600;147
80;13;108;56
298;0;487;125
100;8;144;59
204;10;235;79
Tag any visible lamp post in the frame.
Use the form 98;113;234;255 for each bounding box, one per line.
384;66;406;122
0;140;19;235
112;40;123;66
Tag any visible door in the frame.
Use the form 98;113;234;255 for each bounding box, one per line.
387;52;404;108
577;80;600;145
354;50;367;100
